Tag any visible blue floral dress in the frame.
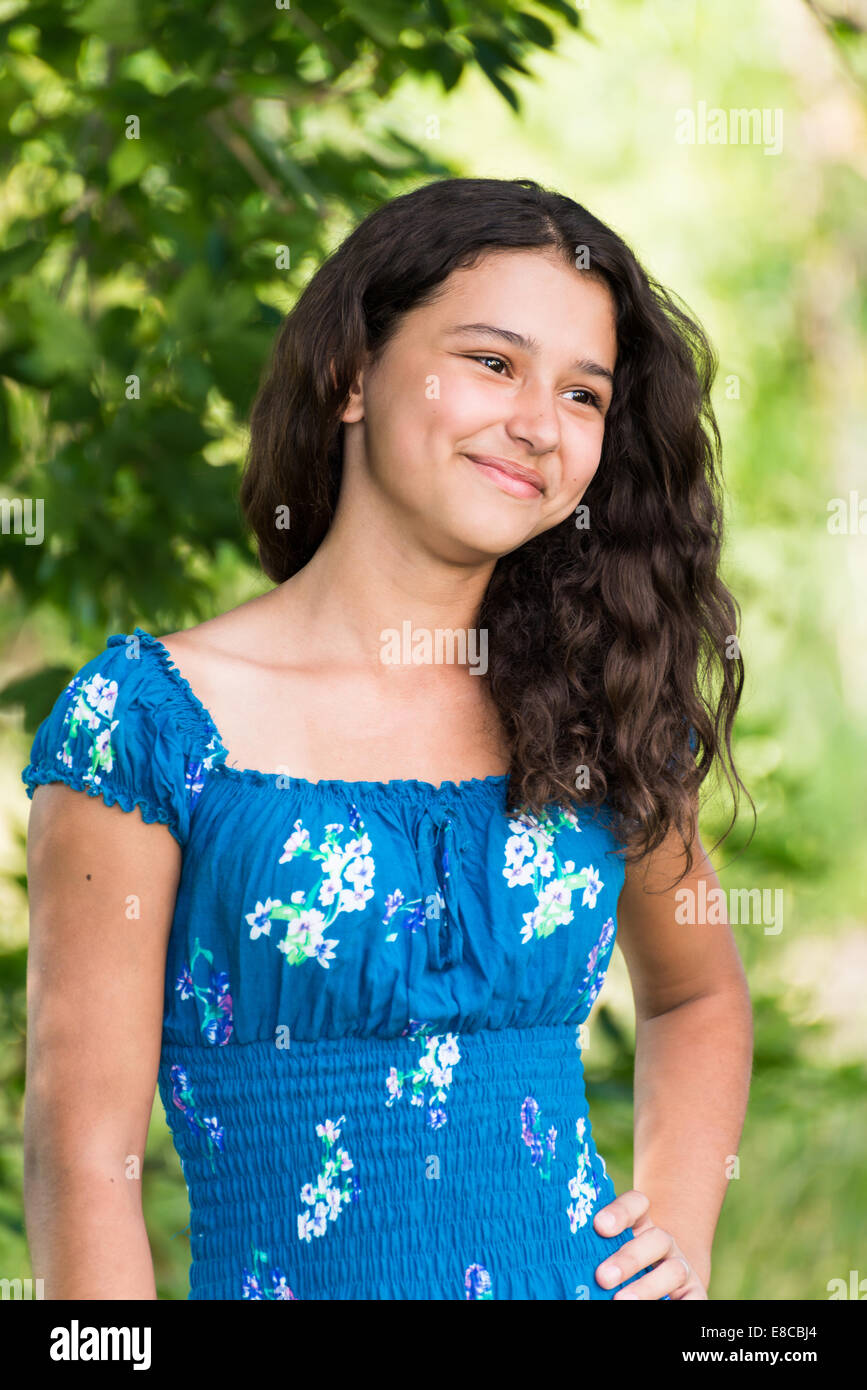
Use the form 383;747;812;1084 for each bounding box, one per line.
22;627;666;1301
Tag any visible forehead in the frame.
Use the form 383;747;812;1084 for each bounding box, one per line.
420;249;617;361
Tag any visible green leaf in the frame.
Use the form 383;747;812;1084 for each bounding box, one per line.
470;34;532;78
0;241;46;288
560;871;590;891
403;40;463;89
426;0;452;30
481;68;520;111
13;291;100;385
534;0;582;29
107;135;155;191
0;666;74;732
144;407;212;458
0;946;27;993
341;0;408;47
511;13;556;48
467;37;526;110
280;942;309;966
67;0;146;45
47;380;102;424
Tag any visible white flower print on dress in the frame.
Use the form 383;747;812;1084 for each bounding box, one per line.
464;1263;493;1299
566;1116;605;1232
503;806;602;943
297;1114;359;1243
245;804;375;969
581;865;604;909
242;1246;298;1299
245;898;282;940
184;733;227;808
385;1023;461;1129
57;672;119;785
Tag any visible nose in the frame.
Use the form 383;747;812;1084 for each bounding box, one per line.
504;376;560;457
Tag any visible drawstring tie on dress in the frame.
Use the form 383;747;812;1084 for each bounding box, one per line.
416;802;467;970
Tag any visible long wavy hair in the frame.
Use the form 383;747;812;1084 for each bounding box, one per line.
239;176;750;881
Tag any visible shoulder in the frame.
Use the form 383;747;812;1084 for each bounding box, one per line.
154;592;289;689
152;592;313;735
21;629;227;846
152;619;243;714
53;632;167;738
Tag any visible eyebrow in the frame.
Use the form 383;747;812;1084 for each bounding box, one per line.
443;322;615;388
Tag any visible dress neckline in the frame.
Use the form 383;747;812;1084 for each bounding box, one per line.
108;627;511;798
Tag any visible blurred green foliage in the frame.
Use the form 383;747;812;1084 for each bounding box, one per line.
0;0;583;666
2;0;866;1301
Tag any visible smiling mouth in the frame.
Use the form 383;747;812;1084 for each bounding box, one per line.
464;454;544;499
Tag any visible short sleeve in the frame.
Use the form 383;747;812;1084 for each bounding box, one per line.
21;635;192;847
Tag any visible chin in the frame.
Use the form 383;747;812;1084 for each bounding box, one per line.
440;506;538;561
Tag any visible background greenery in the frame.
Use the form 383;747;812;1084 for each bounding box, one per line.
1;0;865;1300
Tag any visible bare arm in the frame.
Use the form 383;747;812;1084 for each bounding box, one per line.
615;819;753;1290
23;783;180;1300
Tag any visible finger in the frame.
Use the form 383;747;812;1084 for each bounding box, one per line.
612;1255;693;1301
596;1227;674;1290
591;1199;622;1236
592;1188;651;1238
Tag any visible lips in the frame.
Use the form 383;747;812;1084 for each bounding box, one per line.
464;454;545;497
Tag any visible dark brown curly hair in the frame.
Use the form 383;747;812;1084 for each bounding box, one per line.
239;176;750;881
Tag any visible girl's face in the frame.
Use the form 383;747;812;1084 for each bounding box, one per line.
340;247;618;561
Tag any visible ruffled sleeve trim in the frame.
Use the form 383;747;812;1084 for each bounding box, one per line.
20;762;185;840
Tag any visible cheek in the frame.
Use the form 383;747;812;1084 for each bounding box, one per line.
380;386;485;482
427;368;496;435
561;431;604;494
367;400;450;500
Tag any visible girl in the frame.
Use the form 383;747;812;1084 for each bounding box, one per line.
22;176;752;1300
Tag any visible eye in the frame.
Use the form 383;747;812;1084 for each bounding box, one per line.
467;356;605;411
469;354;510;374
566;387;603;410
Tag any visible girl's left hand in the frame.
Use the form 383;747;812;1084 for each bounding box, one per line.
593;1189;709;1300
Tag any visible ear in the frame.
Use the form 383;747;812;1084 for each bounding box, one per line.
330;356;366;424
341;374;365;424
